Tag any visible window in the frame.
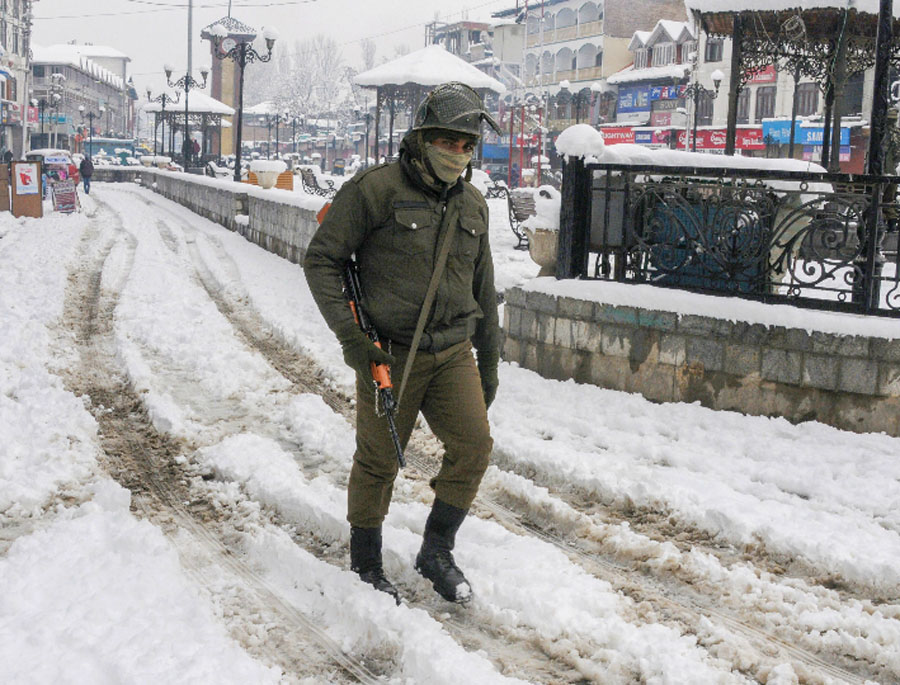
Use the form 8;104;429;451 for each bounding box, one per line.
755;86;776;122
33;65;45;78
754;86;775;123
0;20;5;50
13;28;18;55
652;43;675;66
840;72;864;117
737;89;750;124
704;38;723;63
696;92;714;126
595;51;603;67
634;49;648;70
796;82;819;117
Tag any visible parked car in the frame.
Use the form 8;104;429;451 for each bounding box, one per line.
25;148;80;185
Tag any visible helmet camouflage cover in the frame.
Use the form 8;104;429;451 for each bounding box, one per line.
413;82;502;138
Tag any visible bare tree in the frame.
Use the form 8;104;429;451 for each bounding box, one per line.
360;38;376;72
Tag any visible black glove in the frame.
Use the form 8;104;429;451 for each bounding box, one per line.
337;324;396;380
476;348;500;410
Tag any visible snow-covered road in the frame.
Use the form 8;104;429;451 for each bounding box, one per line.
1;181;899;684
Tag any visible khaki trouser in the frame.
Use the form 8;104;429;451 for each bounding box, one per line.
347;339;493;528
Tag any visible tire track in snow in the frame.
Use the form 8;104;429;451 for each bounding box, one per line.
60;197;382;685
127;186;878;684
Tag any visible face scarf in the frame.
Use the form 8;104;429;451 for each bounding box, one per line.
424;143;472;184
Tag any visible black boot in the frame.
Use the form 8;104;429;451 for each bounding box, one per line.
350;526;400;604
415;499;472;604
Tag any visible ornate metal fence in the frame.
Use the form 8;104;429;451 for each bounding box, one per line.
557;160;900;316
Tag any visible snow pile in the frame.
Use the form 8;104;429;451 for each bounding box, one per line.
555;123;606;162
0;211;98;516
0;480;280;684
521;185;562;232
249;159;287;174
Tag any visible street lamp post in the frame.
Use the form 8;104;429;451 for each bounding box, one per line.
682;67;724;152
165;62;209;166
78;105;105;159
204;22;277;182
147;88;181;156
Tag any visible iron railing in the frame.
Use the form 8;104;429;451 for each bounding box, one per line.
557;161;900;316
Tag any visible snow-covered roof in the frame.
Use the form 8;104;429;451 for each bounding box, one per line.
32;44;126;91
200;15;258;41
685;0;900;17
142;91;234;116
354;44;506;94
647;20;694;45
73;45;131;61
628;31;653;51
607;63;690;85
245;101;277;116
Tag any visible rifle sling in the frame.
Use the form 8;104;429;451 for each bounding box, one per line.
396;207;458;407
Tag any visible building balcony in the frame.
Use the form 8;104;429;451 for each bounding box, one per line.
526;66;602;88
527;21;604;47
578;20;603;38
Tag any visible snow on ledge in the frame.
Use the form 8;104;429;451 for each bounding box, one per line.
521;278;900;341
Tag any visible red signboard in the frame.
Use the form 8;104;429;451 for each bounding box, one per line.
27;106;38;124
748;64;777;83
675;127;765;151
600;127;635;145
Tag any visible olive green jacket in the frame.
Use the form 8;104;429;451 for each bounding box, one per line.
303;150;500;357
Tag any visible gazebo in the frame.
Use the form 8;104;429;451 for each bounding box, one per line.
687;0;900;172
353;44;506;161
143;91;235;163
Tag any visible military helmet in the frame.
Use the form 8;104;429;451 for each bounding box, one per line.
412;82;502;138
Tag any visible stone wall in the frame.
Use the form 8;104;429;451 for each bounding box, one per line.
139;170;248;232
245;194;319;265
502;286;900;437
103;168;322;262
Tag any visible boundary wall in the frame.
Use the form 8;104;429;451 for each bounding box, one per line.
502;284;900;437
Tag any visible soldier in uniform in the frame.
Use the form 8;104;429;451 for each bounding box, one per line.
303;83;501;603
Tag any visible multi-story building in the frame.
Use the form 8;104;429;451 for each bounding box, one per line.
1;0;34;157
30;44;130;152
485;0;685;177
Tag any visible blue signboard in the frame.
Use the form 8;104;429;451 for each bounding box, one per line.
634;130;654;145
762;119;850;146
618;85;651;113
649;85;686;101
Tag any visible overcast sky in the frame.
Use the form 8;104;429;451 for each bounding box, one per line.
32;0;510;95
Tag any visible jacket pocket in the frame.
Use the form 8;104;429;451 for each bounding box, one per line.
392;206;436;256
454;212;487;258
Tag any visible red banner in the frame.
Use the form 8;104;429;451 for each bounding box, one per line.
675;127;765;151
600;127;634;145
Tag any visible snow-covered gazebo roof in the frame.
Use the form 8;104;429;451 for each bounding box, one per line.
354;44;505;94
353;45;505;160
143;91;234;116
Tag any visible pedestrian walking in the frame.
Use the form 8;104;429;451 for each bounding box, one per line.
304;82;502;604
79;156;94;195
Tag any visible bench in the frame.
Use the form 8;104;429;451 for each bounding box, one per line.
508;190;536;250
298;166;336;198
484;179;509;200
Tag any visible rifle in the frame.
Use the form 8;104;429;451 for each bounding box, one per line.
342;259;406;468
